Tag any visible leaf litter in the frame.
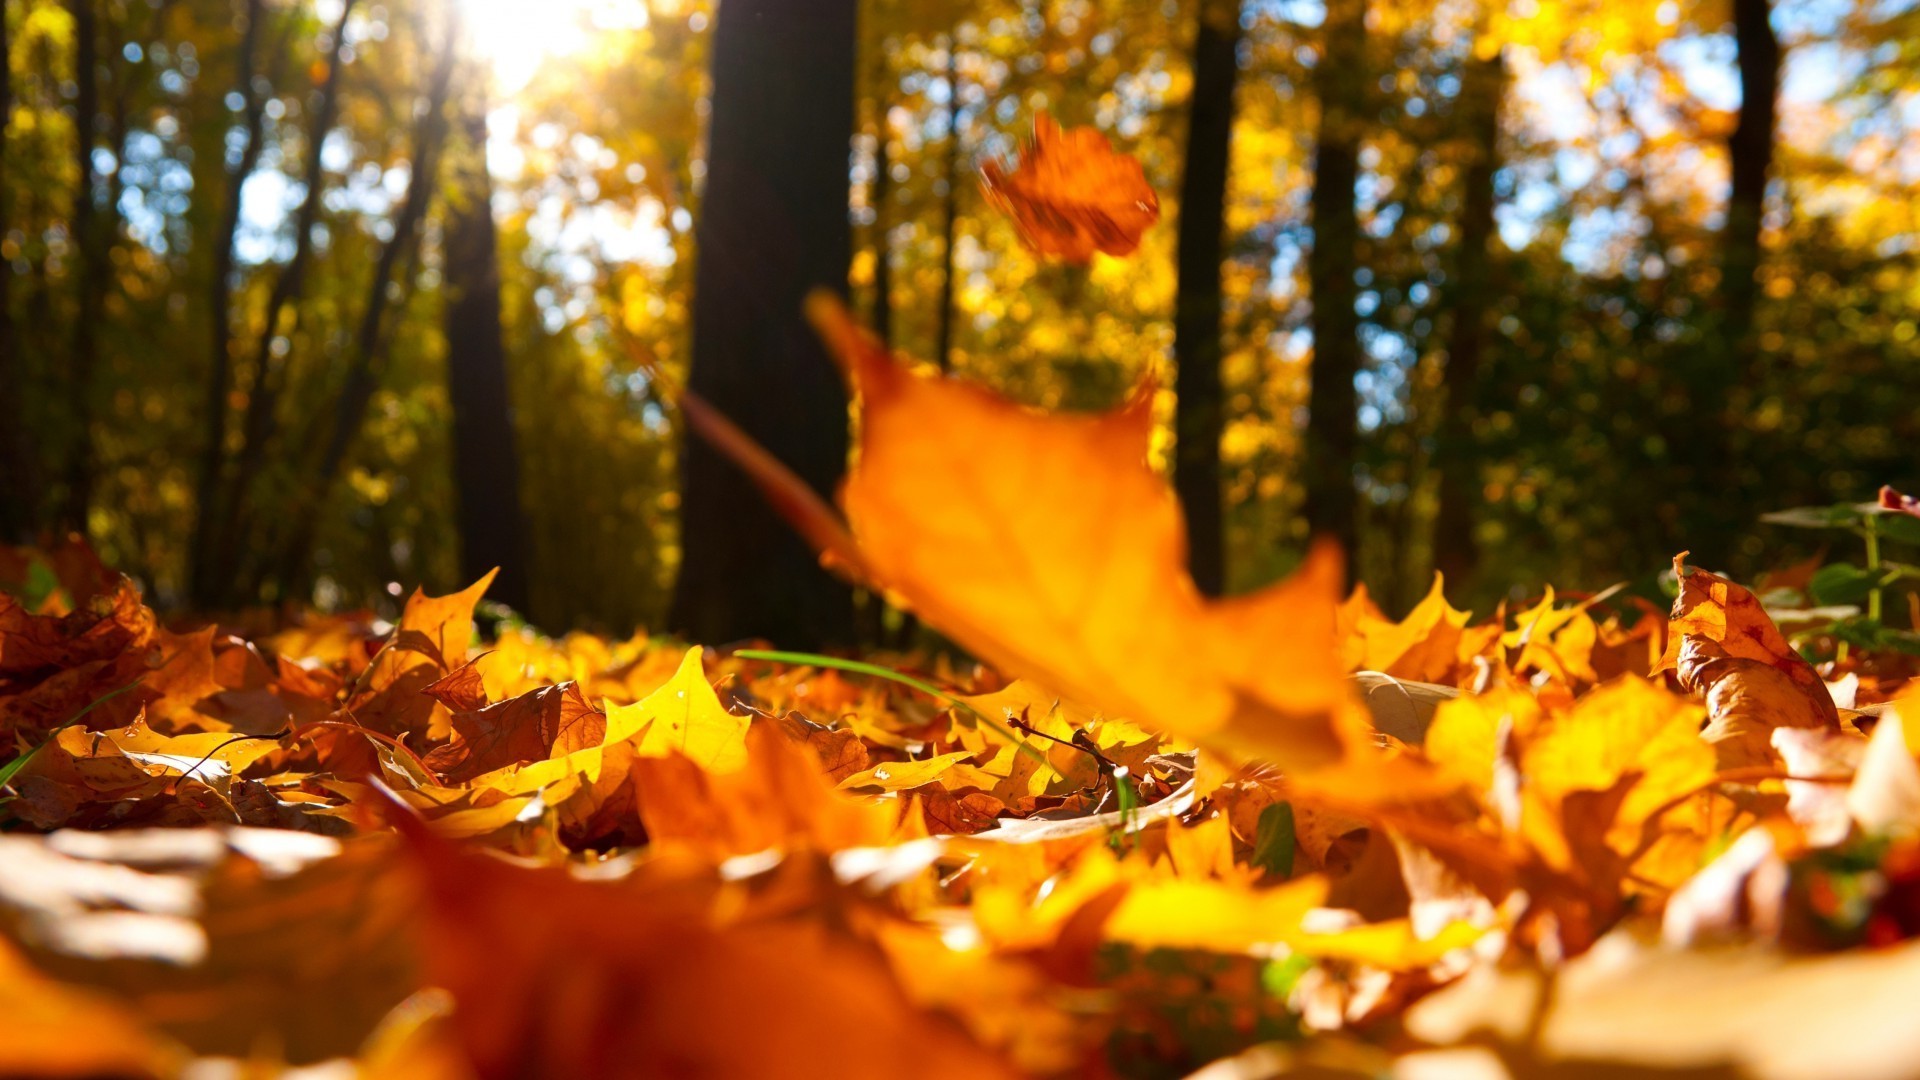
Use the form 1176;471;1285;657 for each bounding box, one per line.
6;140;1920;1076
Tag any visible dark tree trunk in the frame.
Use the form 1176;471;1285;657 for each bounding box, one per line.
1673;0;1776;566
855;111;896;648
1171;0;1241;597
933;34;962;371
1724;0;1777;366
443;67;531;614
871;127;894;353
667;0;856;648
1304;0;1366;571
1431;46;1504;590
61;0;100;530
0;0;34;542
189;0;267;606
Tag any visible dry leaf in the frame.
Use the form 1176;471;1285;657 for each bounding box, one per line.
979;112;1160;262
1661;554;1840;768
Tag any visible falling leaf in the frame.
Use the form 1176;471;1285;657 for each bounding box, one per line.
979;112;1160;262
811;295;1355;774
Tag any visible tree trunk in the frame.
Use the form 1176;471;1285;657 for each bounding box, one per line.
1304;0;1366;571
1431;46;1504;590
871;125;894;353
933;34;962;372
189;0;267;607
1171;0;1241;597
443;65;532;614
1724;0;1777;367
0;0;35;542
667;0;856;648
61;0;100;530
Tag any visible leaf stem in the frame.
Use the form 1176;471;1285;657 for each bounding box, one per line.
1864;516;1883;623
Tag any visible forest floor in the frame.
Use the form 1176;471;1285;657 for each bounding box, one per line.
7;317;1920;1079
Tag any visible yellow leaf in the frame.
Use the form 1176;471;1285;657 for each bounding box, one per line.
1104;875;1328;953
620;647;748;774
838;752;974;793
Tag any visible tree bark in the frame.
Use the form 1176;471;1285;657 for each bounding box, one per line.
442;64;532;614
188;0;268;606
1304;0;1367;571
1431;46;1504;590
61;0;101;530
667;0;856;648
1171;0;1241;597
0;0;35;542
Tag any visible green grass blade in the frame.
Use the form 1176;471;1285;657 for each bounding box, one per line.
0;679;144;795
733;648;1054;771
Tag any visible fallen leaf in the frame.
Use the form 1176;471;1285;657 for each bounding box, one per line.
1661;554;1840;768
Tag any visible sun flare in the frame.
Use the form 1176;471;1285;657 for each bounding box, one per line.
458;0;652;92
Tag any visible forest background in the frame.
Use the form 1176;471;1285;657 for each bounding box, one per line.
0;0;1915;644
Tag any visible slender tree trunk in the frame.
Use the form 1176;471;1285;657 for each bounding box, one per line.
61;0;100;530
443;64;531;614
189;0;267;606
0;0;34;542
871;121;894;352
667;0;856;648
208;0;356;585
1672;0;1776;566
1431;46;1504;590
1724;0;1777;367
263;10;457;600
933;34;962;371
1304;0;1366;571
1171;0;1241;597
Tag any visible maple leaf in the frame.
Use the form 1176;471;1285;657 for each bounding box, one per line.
421;682;604;785
1341;575;1496;685
810;295;1356;774
979;111;1160;263
345;570;498;742
1659;554;1840;768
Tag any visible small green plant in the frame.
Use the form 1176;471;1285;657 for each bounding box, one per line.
1761;496;1920;658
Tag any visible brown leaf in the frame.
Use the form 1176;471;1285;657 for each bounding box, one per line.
423;654;493;713
422;682;604;785
979;112;1160;263
918;785;1006;835
1661;554;1840;768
